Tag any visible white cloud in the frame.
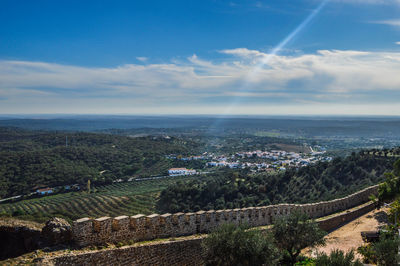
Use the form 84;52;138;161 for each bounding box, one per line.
372;19;400;27
136;57;148;62
396;41;400;45
219;48;267;59
1;48;400;114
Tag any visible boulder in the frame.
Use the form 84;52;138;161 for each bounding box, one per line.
41;217;72;246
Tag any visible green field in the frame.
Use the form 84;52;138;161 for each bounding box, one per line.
0;176;194;223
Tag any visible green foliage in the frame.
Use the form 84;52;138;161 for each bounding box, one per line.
295;258;315;266
12;209;24;217
378;173;400;201
369;194;378;204
394;159;400;176
313;249;362;266
0;127;198;198
358;232;400;266
0;210;11;217
388;199;400;224
373;233;400;266
158;152;394;213
377;159;400;201
272;212;326;265
357;244;377;264
202;223;281;266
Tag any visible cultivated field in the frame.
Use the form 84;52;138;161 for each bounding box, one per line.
0;176;194;223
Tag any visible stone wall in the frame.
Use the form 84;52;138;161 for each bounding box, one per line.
72;184;379;247
318;201;376;232
38;238;204;266
39;199;378;266
0;224;42;260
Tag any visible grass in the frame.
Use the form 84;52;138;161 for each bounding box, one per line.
0;176;195;223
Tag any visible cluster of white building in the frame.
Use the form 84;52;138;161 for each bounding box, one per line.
166;148;331;174
205;150;331;171
235;150;301;160
206;161;240;168
168;168;197;176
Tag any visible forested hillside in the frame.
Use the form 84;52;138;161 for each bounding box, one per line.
0;127;199;198
157;151;400;213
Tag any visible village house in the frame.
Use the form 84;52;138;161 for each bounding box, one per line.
168;168;196;176
36;187;54;195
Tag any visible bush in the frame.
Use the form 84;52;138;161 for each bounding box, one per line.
314;249;362;266
357;244;376;264
373;234;400;266
202;223;281;266
358;232;400;266
0;210;11;217
12;209;24;217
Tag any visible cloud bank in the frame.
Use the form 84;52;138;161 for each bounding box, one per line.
1;48;400;115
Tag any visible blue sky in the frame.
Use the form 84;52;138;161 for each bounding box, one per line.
1;0;400;115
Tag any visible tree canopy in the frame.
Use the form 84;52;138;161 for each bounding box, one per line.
158;152;395;213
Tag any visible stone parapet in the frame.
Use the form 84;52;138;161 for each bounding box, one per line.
72;184;379;247
40;198;378;266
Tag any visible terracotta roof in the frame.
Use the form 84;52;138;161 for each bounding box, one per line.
37;188;53;192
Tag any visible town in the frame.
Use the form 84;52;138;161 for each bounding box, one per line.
166;148;332;176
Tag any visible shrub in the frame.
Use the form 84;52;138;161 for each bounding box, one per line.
0;210;11;217
202;223;281;266
358;232;400;266
357;244;376;264
373;234;400;266
12;209;24;217
314;249;362;266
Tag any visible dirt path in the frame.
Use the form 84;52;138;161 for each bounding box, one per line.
303;207;388;257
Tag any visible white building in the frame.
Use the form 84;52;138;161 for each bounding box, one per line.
168;168;196;176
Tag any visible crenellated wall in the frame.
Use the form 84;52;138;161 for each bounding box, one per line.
72;184;379;247
38;200;378;266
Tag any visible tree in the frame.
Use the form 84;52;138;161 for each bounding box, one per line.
202;223;281;266
314;249;362;266
394;159;400;176
388;199;400;225
272;211;326;265
373;234;400;266
378;159;400;202
87;179;91;193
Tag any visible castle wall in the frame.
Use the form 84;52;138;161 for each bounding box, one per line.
40;199;378;266
38;238;204;266
72;184;379;247
318;201;376;232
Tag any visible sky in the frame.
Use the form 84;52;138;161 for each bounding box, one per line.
1;0;400;115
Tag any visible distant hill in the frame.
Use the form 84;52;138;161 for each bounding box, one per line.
1;115;400;138
0;127;198;198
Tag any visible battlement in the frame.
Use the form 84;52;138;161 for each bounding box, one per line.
72;184;379;247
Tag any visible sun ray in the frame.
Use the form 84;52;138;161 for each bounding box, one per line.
217;0;330;118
